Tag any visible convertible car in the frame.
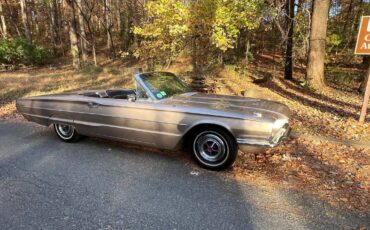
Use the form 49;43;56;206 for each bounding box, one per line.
16;71;291;170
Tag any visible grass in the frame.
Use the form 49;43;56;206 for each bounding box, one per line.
80;64;104;75
0;64;135;118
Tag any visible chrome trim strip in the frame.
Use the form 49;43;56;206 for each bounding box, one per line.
19;97;248;120
22;112;182;137
74;120;182;137
237;134;271;139
23;113;182;137
19;105;189;127
22;112;49;120
190;95;260;102
237;138;275;148
49;117;74;124
23;112;72;125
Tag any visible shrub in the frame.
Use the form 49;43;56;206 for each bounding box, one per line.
0;37;53;66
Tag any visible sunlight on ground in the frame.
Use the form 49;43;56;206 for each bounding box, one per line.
0;65;135;118
0;61;369;213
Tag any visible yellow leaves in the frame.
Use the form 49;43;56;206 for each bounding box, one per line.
211;27;235;51
169;25;188;37
135;0;264;60
132;27;143;36
133;0;189;61
210;0;262;52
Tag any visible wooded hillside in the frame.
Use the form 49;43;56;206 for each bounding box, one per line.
0;0;369;92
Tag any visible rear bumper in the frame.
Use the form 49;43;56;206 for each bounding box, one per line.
237;126;291;154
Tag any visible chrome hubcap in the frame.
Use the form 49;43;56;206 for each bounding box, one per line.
196;133;226;162
56;124;74;137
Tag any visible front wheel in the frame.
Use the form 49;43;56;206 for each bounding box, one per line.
54;123;81;142
189;127;237;170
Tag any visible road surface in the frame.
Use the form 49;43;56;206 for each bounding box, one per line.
0;120;368;229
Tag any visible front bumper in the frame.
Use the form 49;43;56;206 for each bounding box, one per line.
237;126;291;153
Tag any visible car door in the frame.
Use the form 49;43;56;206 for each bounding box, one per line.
82;95;164;147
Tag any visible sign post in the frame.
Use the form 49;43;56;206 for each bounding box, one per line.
355;16;370;123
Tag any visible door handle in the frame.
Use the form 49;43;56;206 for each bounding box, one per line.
87;102;100;108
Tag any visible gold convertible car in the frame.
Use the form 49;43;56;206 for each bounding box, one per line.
16;72;291;170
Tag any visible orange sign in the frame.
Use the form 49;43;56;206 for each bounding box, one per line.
355;16;370;55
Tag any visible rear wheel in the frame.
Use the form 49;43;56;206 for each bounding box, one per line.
54;123;81;142
189;127;237;170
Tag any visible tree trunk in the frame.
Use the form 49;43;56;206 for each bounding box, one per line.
0;3;7;38
235;31;242;61
4;0;20;36
121;11;131;51
359;56;370;94
245;33;251;65
342;0;354;37
48;2;57;54
20;0;32;42
77;0;88;62
48;0;60;55
191;36;199;74
65;0;81;69
218;51;224;67
306;0;331;89
284;0;295;80
116;7;121;33
92;43;97;66
32;10;39;35
104;0;113;52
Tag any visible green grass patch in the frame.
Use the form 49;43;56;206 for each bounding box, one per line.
81;64;103;75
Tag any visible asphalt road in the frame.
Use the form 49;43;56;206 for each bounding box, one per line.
0;120;368;230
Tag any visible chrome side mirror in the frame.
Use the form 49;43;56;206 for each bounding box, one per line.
127;94;136;102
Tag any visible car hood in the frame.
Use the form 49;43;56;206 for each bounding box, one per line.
166;93;291;121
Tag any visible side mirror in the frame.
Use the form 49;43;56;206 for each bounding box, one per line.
127;94;136;102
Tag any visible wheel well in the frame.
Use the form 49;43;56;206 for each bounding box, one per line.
182;124;236;148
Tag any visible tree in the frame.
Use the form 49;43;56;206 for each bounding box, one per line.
75;0;98;65
306;0;331;89
359;56;370;94
188;0;217;75
284;0;295;80
104;0;114;55
0;2;7;38
20;0;32;42
4;0;20;36
211;0;262;66
134;0;262;90
65;0;81;69
133;0;189;68
77;0;87;62
47;0;60;55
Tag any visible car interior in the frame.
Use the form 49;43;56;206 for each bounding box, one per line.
81;89;136;99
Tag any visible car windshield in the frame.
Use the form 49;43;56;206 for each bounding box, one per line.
139;72;192;100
